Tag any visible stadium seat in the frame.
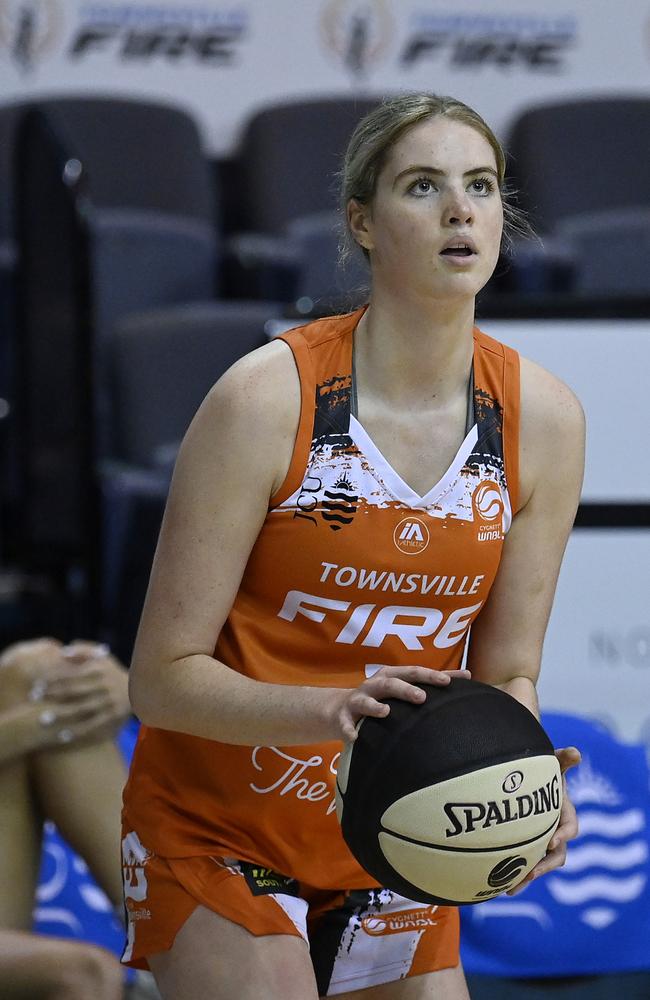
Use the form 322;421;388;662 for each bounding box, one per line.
225;97;378;307
502;98;650;296
506;97;650;234
285;210;369;313
0;103;30;555
555;207;650;296
101;300;282;658
10;97;221;630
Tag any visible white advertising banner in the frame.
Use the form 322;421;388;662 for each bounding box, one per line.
536;530;650;746
483;320;650;503
0;0;649;155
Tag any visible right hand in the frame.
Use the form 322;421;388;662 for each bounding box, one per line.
331;666;470;742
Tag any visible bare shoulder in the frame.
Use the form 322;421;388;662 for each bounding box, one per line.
202;337;299;428
518;354;586;506
519;354;584;432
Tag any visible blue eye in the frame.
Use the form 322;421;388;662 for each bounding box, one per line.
408;176;436;196
470;177;496;195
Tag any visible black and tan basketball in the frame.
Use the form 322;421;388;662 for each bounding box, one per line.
335;676;561;905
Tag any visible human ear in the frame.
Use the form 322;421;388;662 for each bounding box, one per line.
347;198;374;252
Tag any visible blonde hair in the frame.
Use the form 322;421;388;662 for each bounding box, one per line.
339;92;530;265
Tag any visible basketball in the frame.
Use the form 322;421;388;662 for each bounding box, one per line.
335;676;562;905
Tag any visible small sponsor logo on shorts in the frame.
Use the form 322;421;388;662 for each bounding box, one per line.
361;904;439;935
126;904;151;921
393;516;430;555
240;862;300;897
122;831;153;903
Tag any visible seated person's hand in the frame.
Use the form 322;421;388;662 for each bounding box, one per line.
0;638;130;749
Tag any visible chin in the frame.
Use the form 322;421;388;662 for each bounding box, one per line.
428;277;486;302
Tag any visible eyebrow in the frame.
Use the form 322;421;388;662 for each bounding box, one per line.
392;165;499;188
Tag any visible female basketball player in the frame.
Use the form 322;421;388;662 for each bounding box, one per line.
122;93;583;999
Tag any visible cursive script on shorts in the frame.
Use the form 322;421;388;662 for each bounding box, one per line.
249;746;340;815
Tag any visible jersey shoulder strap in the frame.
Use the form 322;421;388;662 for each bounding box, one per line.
473;325;521;515
270;309;362;507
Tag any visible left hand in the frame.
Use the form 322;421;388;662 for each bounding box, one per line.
508;746;581;894
42;641;131;734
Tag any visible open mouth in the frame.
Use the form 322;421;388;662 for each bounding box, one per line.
440;246;475;257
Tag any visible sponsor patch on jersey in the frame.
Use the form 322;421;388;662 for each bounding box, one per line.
472;481;504;523
240;863;300;897
393;516;430;555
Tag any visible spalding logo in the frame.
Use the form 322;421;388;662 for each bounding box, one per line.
487;856;528;888
472;482;504;523
503;770;524;793
444;775;560;837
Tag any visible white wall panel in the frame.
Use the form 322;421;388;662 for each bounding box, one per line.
483;320;650;503
0;0;649;155
536;530;650;744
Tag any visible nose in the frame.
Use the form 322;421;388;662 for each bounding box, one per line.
443;186;473;227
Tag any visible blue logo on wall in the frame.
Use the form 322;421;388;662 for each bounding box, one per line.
460;713;650;977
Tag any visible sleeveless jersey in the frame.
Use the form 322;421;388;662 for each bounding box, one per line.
122;307;521;890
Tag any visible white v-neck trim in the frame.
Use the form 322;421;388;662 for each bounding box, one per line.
348;415;479;510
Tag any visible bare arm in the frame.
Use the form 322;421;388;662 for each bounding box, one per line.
129;341;448;745
468;356;586;707
469;356;585;886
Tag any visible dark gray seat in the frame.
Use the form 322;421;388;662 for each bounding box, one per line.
109;300;281;467
286;210;369;313
226;97;379;308
506;97;650;233
555;207;650;296
102;300;282;657
236;97;379;233
11;96;220;630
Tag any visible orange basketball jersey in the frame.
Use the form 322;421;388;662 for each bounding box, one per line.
122;307;520;889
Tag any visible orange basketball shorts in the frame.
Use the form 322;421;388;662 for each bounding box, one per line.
121;829;460;996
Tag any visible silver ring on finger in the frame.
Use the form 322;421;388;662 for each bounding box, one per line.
57;728;75;744
29;680;48;702
39;709;57;727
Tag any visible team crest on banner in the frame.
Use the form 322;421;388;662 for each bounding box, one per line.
460;713;650;976
320;0;393;78
0;0;63;73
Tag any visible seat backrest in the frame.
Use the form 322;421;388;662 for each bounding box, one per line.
236;97;379;233
287;210;369;311
506;98;650;232
0;101;28;250
36;96;215;221
556;206;650;295
111;301;281;466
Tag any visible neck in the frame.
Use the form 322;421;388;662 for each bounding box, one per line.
354;289;476;409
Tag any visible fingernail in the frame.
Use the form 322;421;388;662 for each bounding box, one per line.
93;643;110;657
